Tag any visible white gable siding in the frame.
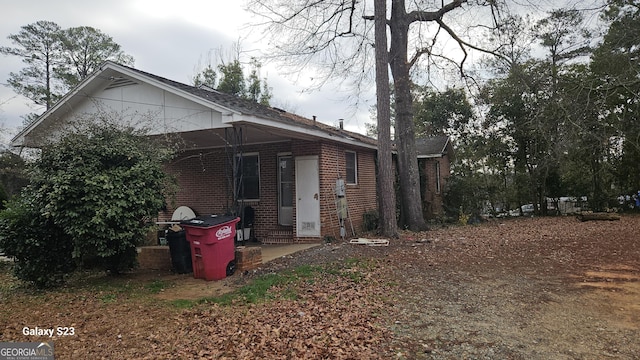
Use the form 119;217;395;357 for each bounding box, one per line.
16;81;229;147
12;62;377;150
87;82;226;134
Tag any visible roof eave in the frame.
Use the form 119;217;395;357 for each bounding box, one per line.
10;61;377;150
10;65;107;147
417;154;445;159
230;115;377;149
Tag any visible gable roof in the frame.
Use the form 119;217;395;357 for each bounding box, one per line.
414;136;454;159
11;61;377;149
128;64;377;144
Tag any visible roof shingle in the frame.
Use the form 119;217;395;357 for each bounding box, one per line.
118;62;378;147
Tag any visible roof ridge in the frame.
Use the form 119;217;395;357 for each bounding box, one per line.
108;61;376;146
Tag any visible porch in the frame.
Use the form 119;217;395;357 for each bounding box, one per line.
256;243;320;263
136;242;321;273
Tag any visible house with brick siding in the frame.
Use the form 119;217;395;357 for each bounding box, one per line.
415;136;454;219
11;61;379;243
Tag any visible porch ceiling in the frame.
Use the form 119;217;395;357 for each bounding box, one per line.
172;122;319;149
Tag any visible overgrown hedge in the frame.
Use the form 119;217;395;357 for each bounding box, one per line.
0;121;175;287
0;191;74;288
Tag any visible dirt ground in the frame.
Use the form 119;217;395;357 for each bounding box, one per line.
383;216;640;359
1;215;639;359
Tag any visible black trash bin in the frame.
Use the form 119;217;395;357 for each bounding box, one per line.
167;228;192;274
238;206;255;242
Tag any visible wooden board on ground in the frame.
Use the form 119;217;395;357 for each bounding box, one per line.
577;212;621;222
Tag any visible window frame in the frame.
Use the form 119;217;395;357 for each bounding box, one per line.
345;150;358;185
277;153;294;226
235;152;260;201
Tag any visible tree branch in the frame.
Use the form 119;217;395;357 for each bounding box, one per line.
435;18;512;75
408;0;468;23
408;26;442;69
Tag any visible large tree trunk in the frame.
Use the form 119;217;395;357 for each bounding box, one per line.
374;0;398;238
389;0;428;231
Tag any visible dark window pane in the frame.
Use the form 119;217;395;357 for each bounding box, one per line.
280;182;293;206
237;154;260;200
243;177;259;199
345;151;357;184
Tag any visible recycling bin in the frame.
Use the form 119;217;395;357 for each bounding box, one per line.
180;215;240;281
167;228;192;274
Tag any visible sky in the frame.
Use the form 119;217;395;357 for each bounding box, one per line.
0;0;375;143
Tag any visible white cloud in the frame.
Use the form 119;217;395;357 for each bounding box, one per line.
0;0;372;142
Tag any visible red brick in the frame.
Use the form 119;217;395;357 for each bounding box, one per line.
235;246;262;271
136;246;171;271
161;139;378;243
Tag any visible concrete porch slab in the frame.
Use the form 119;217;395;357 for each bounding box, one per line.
250;243;321;264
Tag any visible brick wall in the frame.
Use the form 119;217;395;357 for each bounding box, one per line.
136;246;171;271
163;142;293;242
319;142;377;239
161;148;231;218
162;138;377;243
421;154;451;219
235;246;262;272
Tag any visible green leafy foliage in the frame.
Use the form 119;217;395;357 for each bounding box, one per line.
413;87;474;138
0;20;63;110
33;123;173;273
0;191;75;288
192;65;217;89
0;121;175;286
1;21;134;114
591;0;640;195
217;60;246;97
0;186;7;207
57;26;135;89
472;5;640;213
192;57;272;105
0;150;30;206
443;165;487;220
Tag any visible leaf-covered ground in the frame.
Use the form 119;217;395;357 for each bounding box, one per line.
1;215;639;359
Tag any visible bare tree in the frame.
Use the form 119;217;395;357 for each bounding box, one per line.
248;0;508;231
374;0;397;237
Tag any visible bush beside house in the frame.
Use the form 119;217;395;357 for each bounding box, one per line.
0;121;174;287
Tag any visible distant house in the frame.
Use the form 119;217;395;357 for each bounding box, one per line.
391;136;454;221
415;136;454;219
11;61;378;243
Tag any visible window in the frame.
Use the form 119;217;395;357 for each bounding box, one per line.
278;155;293;226
345;151;357;184
236;153;260;200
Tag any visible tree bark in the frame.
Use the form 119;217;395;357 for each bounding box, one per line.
248;0;480;232
374;0;398;238
389;0;428;231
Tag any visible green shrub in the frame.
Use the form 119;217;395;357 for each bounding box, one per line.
0;119;176;287
0;184;8;208
31;122;174;274
0;150;30;204
0;192;75;288
362;209;379;232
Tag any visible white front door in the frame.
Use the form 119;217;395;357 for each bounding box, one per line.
295;155;321;237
